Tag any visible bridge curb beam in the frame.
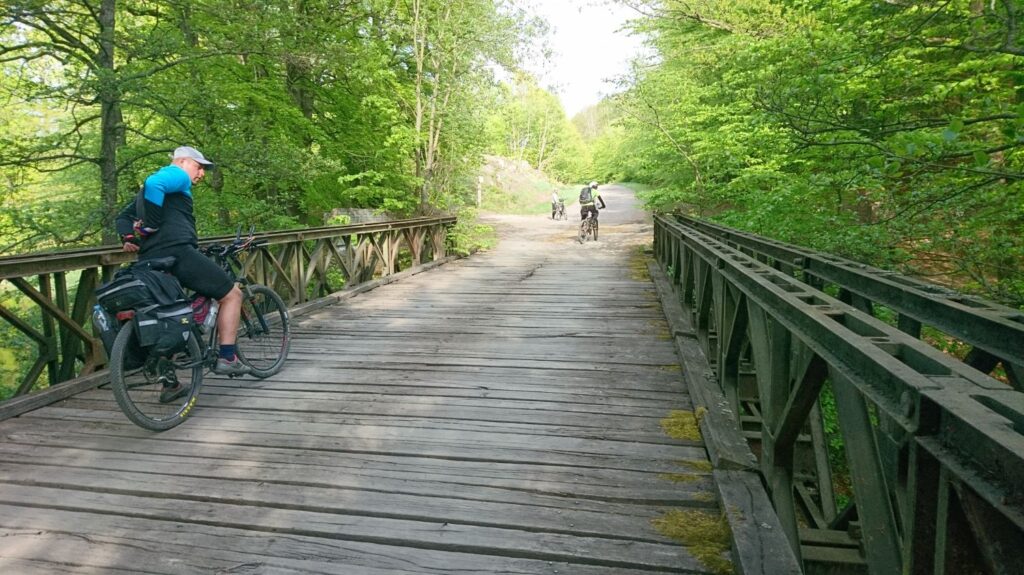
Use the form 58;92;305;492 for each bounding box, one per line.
649;261;803;575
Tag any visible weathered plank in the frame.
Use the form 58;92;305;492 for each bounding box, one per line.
0;440;705;507
0;505;696;575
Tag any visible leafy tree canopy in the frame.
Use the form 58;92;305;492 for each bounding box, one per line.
594;0;1024;305
0;0;541;250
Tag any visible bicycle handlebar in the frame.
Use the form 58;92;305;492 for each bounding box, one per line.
202;227;264;259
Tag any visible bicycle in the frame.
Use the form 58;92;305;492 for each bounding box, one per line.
108;227;291;431
553;201;567;220
578;210;599;243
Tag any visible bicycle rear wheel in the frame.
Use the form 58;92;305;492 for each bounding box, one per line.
109;321;204;431
236;284;291;378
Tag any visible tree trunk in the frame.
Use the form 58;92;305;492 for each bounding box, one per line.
412;0;427;206
98;0;123;245
536;108;551;169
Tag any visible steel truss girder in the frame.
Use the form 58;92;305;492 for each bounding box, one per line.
655;215;1024;575
676;215;1024;390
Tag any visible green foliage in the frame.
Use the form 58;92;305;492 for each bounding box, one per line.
818;382;852;509
326;214;352;226
0;0;540;251
0;0;545;392
598;0;1024;306
446;208;498;256
485;75;591;183
480;181;551;215
0;288;38;399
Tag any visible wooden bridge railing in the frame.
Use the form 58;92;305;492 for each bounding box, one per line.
0;216;455;400
654;215;1024;575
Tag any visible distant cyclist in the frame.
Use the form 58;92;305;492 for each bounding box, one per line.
551;190;564;219
579;181;605;223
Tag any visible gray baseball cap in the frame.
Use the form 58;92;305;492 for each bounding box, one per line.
172;146;214;167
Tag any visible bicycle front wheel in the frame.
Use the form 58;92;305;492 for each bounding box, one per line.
237;284;291;378
109;321;204;432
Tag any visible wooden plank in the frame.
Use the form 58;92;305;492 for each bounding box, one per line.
0;441;705;507
39;402;693;445
29;392;696;437
0;485;710;572
0;504;681;575
0;462;710;541
8;413;705;473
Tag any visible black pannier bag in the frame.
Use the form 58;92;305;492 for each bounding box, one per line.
95;272;152;313
134;302;195;357
96;262;185;314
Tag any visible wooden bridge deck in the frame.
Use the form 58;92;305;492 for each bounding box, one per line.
0;193;726;574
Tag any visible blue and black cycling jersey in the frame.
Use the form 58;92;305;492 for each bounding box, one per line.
115;165;198;256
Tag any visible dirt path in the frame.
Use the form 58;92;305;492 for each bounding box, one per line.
477;184;654;258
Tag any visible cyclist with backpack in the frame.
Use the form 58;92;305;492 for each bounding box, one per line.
115;146;250;402
579;181;606;223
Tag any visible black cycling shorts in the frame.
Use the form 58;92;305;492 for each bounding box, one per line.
143;245;235;300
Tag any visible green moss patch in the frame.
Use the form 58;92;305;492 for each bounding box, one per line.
661;410;702;441
629;248;652;281
694;491;717;503
652;510;734;575
676;459;714;473
658;472;703;484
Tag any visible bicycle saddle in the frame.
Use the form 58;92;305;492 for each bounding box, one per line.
134;256;177;272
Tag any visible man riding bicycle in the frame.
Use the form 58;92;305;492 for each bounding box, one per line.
115;146;250;402
579;181;606;223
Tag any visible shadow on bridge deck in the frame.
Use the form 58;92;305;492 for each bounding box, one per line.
0;188;757;574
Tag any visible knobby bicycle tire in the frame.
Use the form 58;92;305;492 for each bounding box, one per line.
236;284;291;378
109;321;204;432
579;218;597;243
